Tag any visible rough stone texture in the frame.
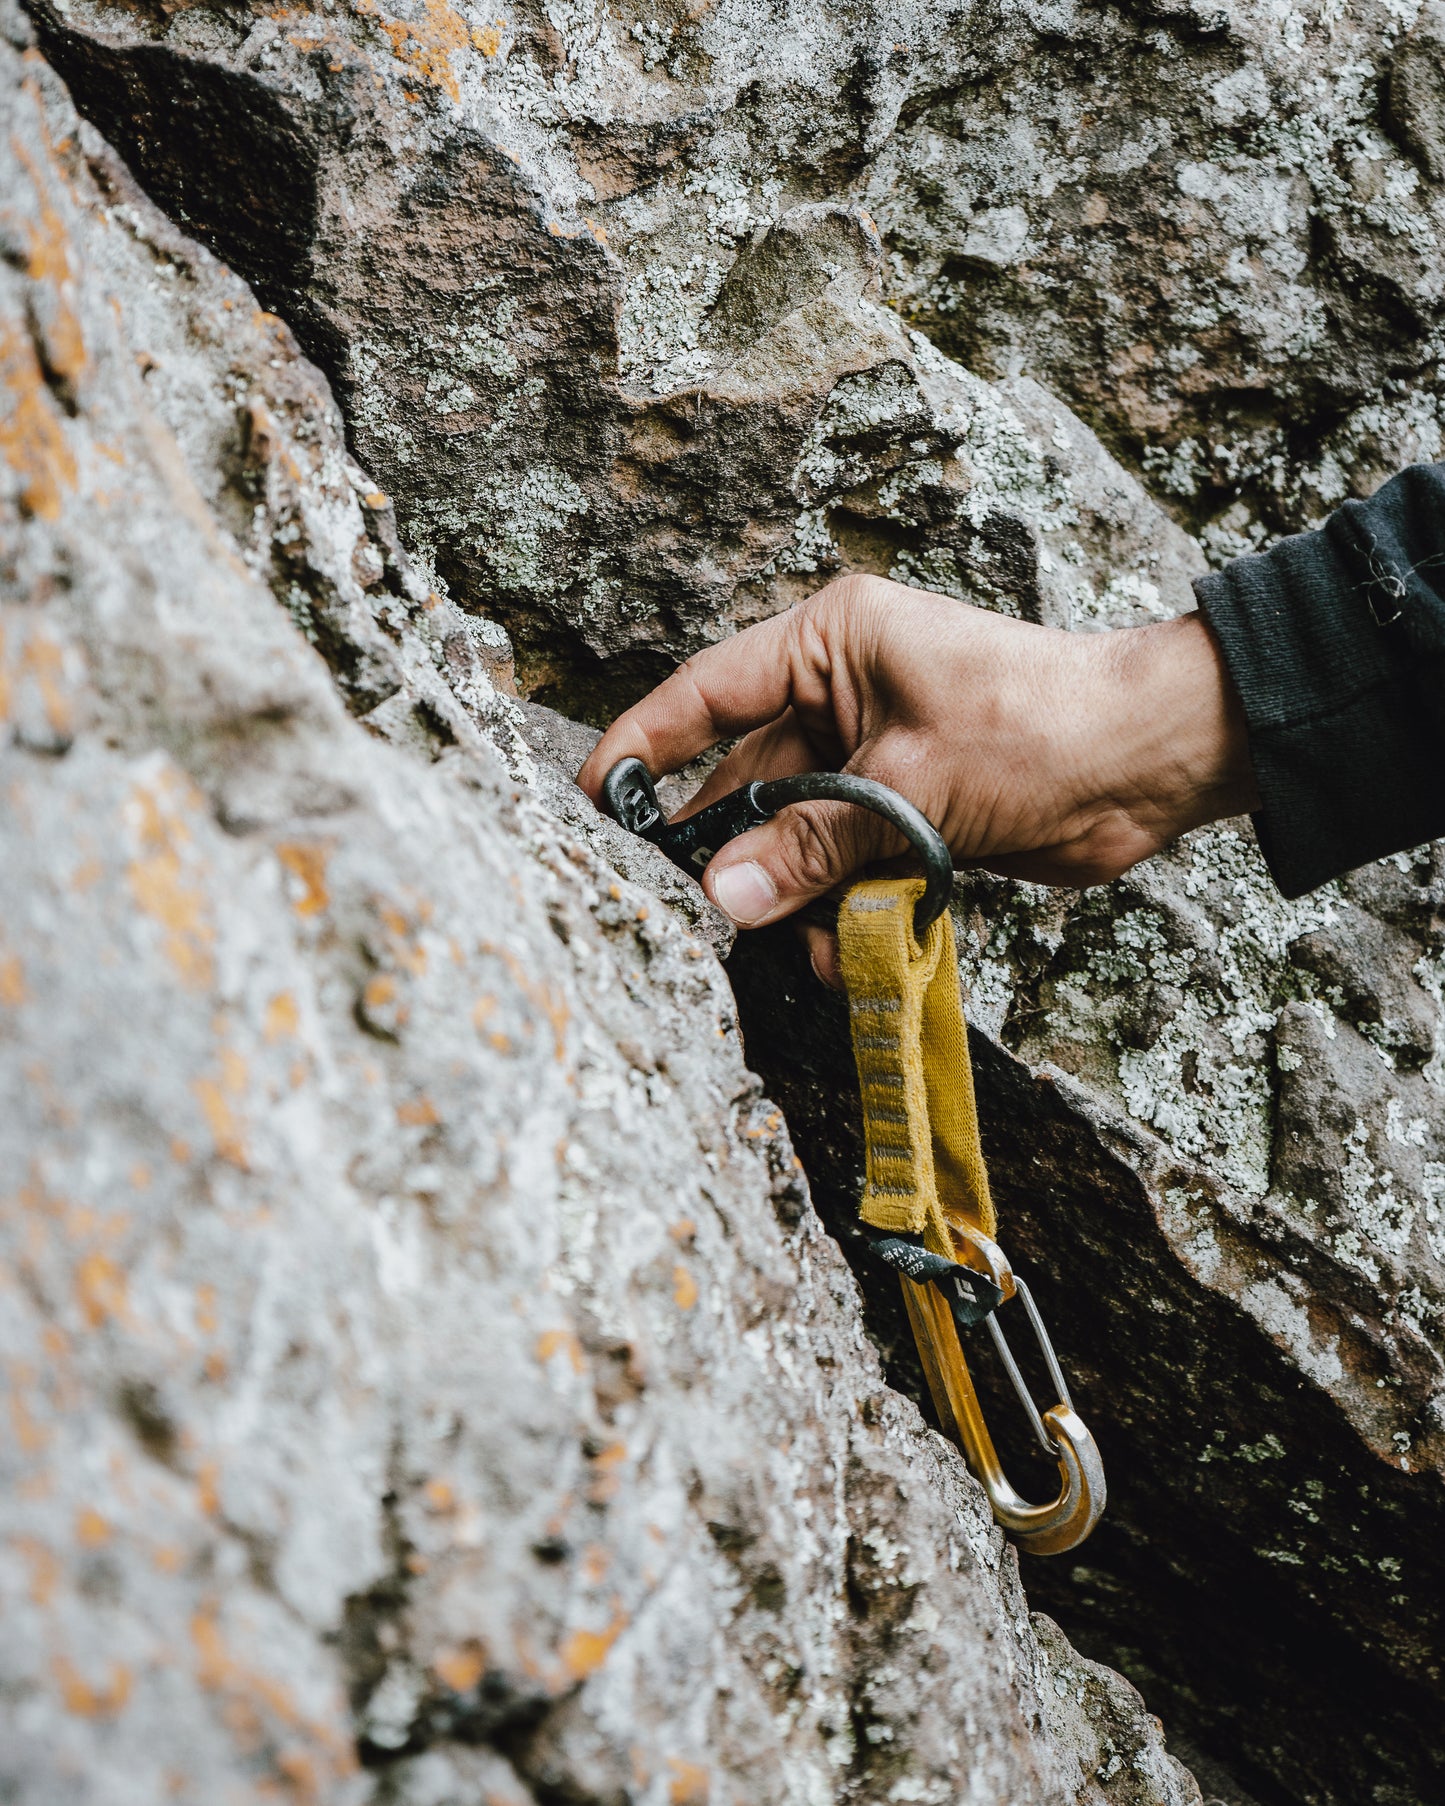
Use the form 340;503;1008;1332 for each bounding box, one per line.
30;0;1445;648
24;0;1216;710
732;820;1445;1806
13;0;1445;1802
0;20;1201;1805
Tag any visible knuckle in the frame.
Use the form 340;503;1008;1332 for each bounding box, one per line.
782;807;843;893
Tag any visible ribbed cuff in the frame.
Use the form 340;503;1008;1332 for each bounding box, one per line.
1194;527;1443;898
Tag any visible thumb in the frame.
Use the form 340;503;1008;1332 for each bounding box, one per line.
702;795;905;928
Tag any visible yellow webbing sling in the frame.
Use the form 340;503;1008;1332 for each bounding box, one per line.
838;876;1105;1555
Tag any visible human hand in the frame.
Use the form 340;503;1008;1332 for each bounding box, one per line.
577;575;1257;982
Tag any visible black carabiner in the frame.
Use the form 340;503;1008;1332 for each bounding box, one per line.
599;757;954;939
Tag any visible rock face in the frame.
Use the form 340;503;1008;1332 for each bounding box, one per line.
12;0;1445;1802
732;829;1445;1806
28;0;1445;671
0;18;1200;1804
25;0;1218;710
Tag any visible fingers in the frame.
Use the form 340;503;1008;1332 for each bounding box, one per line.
673;712;820;818
800;921;843;990
702;777;910;927
576;609;813;801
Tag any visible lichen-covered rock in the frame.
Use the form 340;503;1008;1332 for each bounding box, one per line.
16;0;1445;1799
29;0;1445;655
25;0;1213;705
0;21;1199;1804
731;817;1445;1806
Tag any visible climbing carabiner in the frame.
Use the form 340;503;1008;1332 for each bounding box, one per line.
600;757;954;939
883;1224;1105;1555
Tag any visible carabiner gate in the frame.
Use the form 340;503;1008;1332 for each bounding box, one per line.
600;757;954;939
896;1225;1104;1555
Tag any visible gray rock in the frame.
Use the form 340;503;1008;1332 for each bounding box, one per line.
28;0;1445;645
731;819;1445;1806
1388;4;1445;185
0;27;1197;1806
25;0;1207;699
14;0;1445;1797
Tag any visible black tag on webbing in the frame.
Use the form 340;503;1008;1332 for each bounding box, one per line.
869;1235;1005;1327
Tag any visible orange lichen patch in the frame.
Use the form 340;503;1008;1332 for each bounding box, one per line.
10;135;87;387
196;1461;221;1515
75;1252;127;1328
559;1603;628;1681
667;1760;710;1805
15;1535;59;1605
585;1440;625;1505
76;1505;111;1546
195;1283;218;1335
471;16;505;53
535;1327;584;1374
0;954;27;1007
191;1602;355;1778
746;1111;782;1139
29;633;71;730
170;1137;192;1164
9;1373;49;1454
130;1163;152;1190
204;1349;228;1382
671;1264;698;1311
264;991;300;1042
495;948;570;1059
153;1543;185;1574
193;1074;249;1169
363;972;405;1019
668;1218;696;1244
54;1655;132;1717
24;223;86;384
423;1477;455;1512
124;770;214;990
581;1543;609;1584
376;0;472;100
396;1095;439;1127
433;1642;486;1691
276;842;330;918
378;903;429;975
362;489;389;509
0;321;76;520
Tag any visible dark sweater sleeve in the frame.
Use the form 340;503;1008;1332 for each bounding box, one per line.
1193;462;1445;897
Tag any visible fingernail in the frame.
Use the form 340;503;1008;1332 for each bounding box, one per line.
711;861;778;926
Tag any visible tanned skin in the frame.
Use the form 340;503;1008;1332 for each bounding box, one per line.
578;575;1258;986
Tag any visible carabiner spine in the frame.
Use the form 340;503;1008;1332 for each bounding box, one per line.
899;1271;1106;1555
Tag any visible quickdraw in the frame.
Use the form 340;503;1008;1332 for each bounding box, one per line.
599;758;1104;1554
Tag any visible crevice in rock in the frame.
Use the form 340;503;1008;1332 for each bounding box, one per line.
728;919;1445;1806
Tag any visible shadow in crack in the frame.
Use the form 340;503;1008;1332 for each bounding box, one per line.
726;918;1443;1806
